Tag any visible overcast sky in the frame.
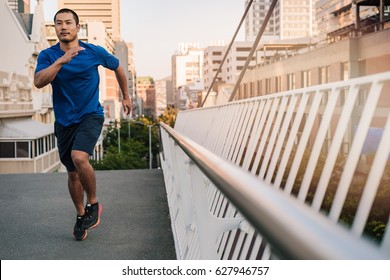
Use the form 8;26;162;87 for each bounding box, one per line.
40;0;245;80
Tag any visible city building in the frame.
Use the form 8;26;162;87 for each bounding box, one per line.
136;77;156;118
203;43;225;91
126;42;137;102
0;74;59;173
201;41;256;107
235;0;390;165
220;41;257;85
57;0;121;41
155;76;172;116
238;0;390;99
113;40;130;119
203;0;318;106
316;0;389;42
244;0;318;66
171;42;204;109
178;78;204;109
245;0;280;42
0;0;60;173
245;0;316;41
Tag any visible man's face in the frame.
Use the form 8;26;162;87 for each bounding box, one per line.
55;12;79;43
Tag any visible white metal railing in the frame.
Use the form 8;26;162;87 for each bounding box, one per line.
160;71;390;259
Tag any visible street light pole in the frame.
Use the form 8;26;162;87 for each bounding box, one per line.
117;122;121;154
128;119;131;140
116;120;121;154
128;112;132;140
148;125;152;169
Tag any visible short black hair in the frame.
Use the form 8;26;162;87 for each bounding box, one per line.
54;8;79;25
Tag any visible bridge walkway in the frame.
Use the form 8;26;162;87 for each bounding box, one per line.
0;169;175;260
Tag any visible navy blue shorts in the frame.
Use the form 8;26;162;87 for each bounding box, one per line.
54;114;104;172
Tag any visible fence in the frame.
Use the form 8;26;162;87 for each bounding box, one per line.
159;71;390;259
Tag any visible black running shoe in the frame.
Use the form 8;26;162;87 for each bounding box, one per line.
83;202;102;229
73;215;87;241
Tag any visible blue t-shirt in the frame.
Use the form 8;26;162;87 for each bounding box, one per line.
35;41;119;126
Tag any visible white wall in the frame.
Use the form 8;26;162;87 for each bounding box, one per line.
0;0;35;75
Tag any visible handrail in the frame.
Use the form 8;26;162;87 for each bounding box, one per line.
160;122;390;259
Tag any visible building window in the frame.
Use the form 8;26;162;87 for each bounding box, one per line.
265;78;271;94
0;141;30;158
275;76;281;92
319;66;330;84
236;47;251;52
0;142;15;158
342;62;349;81
302;70;311;88
257;80;262;96
287;73;296;90
250;82;255;97
16;142;29;158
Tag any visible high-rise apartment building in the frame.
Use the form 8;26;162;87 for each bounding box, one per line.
58;0;121;40
203;44;225;91
245;0;280;41
171;42;204;108
245;0;315;41
221;41;257;84
202;41;256;92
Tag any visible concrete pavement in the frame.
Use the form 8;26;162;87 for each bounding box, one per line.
0;169;176;260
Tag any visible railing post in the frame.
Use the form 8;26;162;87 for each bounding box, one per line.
187;161;243;259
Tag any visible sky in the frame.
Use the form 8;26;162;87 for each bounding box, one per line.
40;0;245;80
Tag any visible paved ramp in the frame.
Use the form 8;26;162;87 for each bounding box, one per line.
0;170;175;260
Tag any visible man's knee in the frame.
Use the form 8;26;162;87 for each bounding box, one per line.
71;150;89;168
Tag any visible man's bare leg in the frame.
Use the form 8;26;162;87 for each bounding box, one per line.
71;150;102;229
68;168;89;241
71;150;97;205
68;171;85;216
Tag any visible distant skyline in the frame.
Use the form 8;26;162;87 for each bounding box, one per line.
39;0;245;80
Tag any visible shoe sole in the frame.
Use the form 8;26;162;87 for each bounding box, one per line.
73;230;88;241
89;204;103;230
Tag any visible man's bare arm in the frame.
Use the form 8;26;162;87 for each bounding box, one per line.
34;46;85;88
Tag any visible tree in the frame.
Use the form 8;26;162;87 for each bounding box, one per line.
91;117;160;170
92;139;148;170
157;106;178;128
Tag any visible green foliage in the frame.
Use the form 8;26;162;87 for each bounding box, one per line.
157;106;178;128
91;117;160;170
92;139;148;170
